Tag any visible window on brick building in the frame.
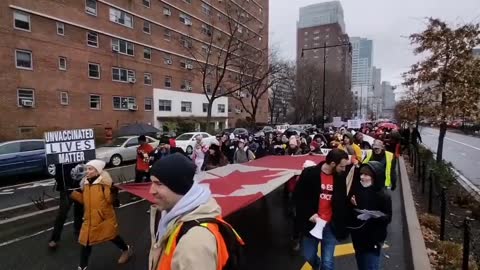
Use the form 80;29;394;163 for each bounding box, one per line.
164;76;172;88
17;89;35;107
14;11;30;31
89;95;101;110
60;91;69;105
85;0;97;16
15;50;32;70
202;103;208;113
87;31;98;47
58;56;67;70
201;4;211;16
142;0;151;8
88;63;100;79
111;38;134;56
144;98;152;111
109;8;133;28
181;80;192;91
143;21;151;34
112;67;135;83
56;22;64;36
113;96;136;110
158;99;171;111
163;29;172;41
143;47;152;60
163;54;173;65
144;73;152;85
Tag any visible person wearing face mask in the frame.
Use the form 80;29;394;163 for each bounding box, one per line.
148;153;244;270
349;161;392;270
362;140;397;191
293;149;351;270
70;160;132;270
233;139;255;163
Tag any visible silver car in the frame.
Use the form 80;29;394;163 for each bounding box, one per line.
95;136;158;167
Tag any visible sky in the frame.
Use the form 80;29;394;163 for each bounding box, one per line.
269;0;480;98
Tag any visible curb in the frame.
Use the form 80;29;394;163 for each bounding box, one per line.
399;156;432;270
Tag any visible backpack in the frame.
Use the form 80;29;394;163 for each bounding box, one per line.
176;218;245;270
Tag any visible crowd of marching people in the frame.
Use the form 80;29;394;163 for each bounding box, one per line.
46;122;422;270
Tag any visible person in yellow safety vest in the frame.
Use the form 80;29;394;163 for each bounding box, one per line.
148;153;244;270
363;140;397;190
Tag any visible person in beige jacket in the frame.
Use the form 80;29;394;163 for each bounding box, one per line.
148;153;224;270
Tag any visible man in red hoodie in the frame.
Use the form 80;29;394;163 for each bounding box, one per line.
135;135;154;184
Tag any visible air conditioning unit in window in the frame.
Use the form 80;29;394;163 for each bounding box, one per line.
21;100;34;107
165;59;172;65
185;20;192;26
112;44;120;52
186;86;193;91
128;77;136;83
163;9;171;16
235;109;241;114
186;64;193;70
128;104;138;111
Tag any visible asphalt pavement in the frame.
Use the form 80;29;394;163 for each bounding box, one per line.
0;183;409;270
0;164;136;212
420;126;480;187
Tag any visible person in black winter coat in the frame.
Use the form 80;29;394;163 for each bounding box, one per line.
348;161;392;270
48;162;85;249
293;149;350;270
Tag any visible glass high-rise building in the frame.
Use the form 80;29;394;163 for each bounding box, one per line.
351;37;373;87
298;1;346;33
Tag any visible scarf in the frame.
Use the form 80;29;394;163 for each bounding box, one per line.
156;182;211;241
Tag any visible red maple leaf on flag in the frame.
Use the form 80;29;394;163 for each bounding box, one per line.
202;169;287;195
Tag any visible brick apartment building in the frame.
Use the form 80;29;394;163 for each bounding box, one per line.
0;0;269;141
296;1;353;120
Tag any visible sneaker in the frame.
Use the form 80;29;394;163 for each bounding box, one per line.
118;245;133;264
48;241;57;249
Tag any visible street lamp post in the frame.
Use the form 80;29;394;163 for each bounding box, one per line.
301;42;351;129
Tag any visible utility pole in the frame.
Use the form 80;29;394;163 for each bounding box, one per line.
322;42;327;129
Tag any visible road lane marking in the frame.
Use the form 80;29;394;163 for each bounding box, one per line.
300;243;390;270
445;137;480;151
0;198;146;247
0;198;57;213
0;206;59;225
0;192;14;195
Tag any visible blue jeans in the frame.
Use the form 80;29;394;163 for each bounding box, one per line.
355;250;381;270
302;223;337;270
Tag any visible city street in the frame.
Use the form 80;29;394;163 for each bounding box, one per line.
420;126;480;187
0;185;408;270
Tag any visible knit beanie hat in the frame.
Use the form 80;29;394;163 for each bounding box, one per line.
86;160;106;174
372;140;385;150
149;153;195;195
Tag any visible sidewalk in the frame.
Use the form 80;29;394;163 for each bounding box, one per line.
0;183;411;270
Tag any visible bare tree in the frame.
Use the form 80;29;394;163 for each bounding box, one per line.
269;60;296;124
178;0;266;131
232;51;293;126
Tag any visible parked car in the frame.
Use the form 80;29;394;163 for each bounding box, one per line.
95;136;159;167
174;132;216;155
0;139;56;178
